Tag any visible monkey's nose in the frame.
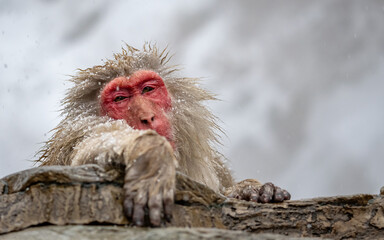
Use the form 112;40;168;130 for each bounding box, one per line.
140;114;155;126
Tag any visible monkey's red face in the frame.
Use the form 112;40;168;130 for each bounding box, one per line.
100;70;174;147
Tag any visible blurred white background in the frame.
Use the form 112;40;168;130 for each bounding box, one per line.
1;0;383;200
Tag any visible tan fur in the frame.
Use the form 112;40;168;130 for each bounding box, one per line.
37;44;233;192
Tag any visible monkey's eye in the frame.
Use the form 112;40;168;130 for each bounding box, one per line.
114;96;127;102
142;86;154;94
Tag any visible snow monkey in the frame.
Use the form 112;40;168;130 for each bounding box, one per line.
37;44;290;227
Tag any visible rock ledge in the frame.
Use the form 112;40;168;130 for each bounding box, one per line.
1;165;383;239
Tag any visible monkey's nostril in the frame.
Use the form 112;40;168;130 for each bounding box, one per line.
141;119;149;125
151;116;155;122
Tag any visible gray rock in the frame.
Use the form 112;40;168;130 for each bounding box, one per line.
1;165;383;239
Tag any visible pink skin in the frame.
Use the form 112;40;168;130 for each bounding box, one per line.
100;70;174;148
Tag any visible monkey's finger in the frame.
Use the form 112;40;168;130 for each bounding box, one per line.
240;186;252;201
282;189;291;200
250;189;260;202
163;188;174;222
273;187;285;202
123;182;135;218
123;195;134;218
148;193;162;227
259;182;274;203
133;191;148;227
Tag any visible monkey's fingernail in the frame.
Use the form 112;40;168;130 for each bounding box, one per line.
273;188;284;202
283;190;291;200
274;193;284;202
260;195;272;203
124;199;133;217
135;220;144;227
149;208;161;227
250;192;259;202
133;204;145;227
164;207;173;219
151;220;161;227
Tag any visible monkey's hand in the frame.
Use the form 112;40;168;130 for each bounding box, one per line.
225;179;291;203
123;133;176;227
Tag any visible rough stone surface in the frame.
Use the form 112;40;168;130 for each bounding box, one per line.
0;226;323;240
1;165;383;239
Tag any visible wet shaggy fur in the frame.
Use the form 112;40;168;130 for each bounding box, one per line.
37;44;233;192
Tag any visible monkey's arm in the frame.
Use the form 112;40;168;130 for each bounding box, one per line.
70;120;177;227
224;179;291;203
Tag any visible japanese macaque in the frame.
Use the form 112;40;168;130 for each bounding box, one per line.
37;44;290;227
